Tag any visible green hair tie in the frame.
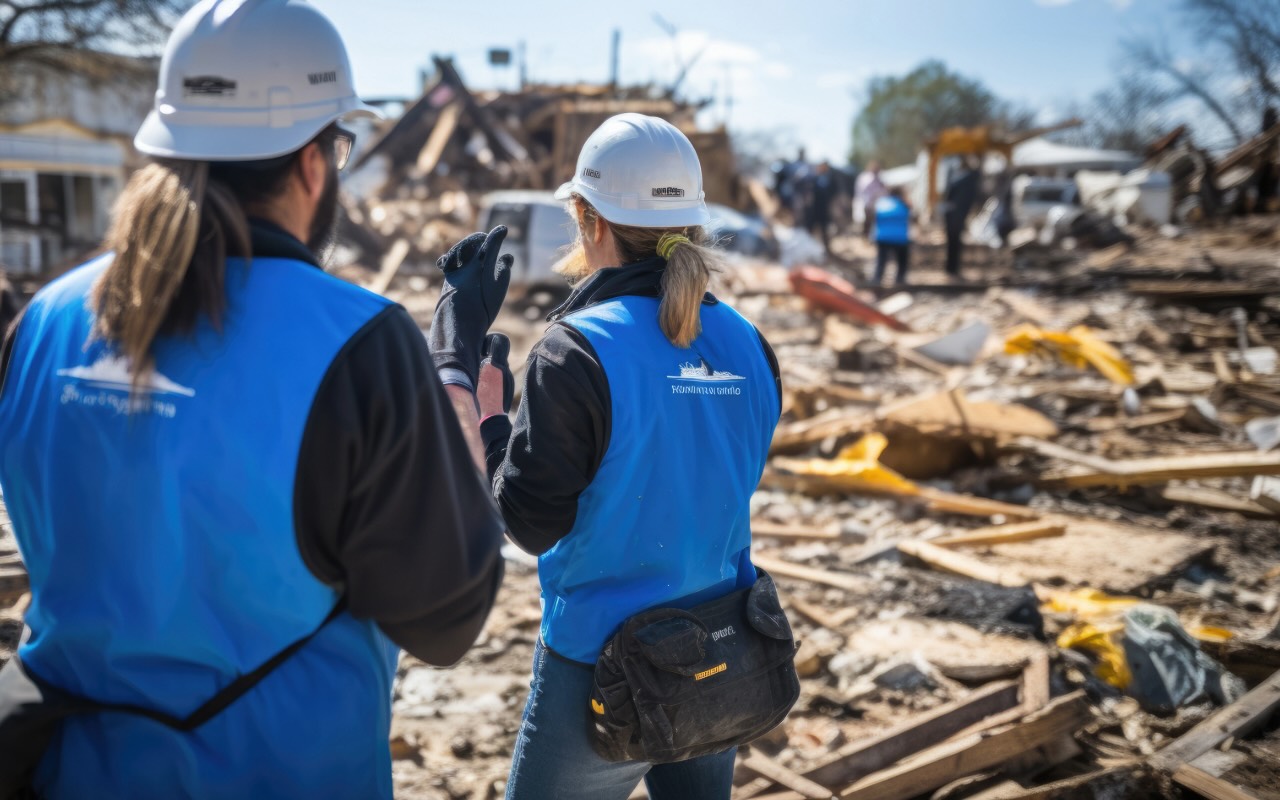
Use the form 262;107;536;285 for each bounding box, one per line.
656;233;691;260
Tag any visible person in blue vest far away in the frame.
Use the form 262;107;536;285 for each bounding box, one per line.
872;186;913;286
458;113;795;800
0;1;505;797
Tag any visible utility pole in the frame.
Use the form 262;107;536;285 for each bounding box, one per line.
518;40;527;90
609;29;620;94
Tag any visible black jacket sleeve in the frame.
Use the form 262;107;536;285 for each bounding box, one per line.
294;304;505;666
0;305;25;399
479;323;610;556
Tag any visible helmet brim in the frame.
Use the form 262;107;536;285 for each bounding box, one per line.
554;180;710;228
134;100;383;162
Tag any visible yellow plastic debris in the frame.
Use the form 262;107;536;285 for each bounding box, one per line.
1044;588;1140;689
1058;621;1132;688
777;433;922;497
1043;587;1139;618
1186;625;1234;644
1004;324;1135;386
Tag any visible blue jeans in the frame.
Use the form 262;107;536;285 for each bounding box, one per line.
506;640;736;800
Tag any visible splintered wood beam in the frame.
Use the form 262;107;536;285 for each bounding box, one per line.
739;751;835;800
735;678;1023;799
752;520;844;541
1019;438;1280;488
931;521;1066;548
1172;764;1259;800
836;692;1090;800
752;553;862;592
897;540;1030;587
1149;668;1280;774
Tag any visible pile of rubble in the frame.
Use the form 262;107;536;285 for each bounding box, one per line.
3;214;1280;798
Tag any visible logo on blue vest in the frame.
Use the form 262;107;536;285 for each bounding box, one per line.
668;360;744;396
56;355;195;417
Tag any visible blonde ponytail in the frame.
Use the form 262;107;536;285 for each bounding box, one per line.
657;237;714;348
91;160;251;391
562;195;721;348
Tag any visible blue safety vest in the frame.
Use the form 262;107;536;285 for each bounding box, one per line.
0;254;400;798
539;296;780;663
874;196;911;244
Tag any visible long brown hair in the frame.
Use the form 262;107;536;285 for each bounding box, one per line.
560;195;721;348
90;126;338;390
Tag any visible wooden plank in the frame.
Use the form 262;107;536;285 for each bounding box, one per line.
753;520;843;541
367;238;411;296
735;679;1023;799
1024;438;1280;488
883;391;1059;441
932;521;1066;549
739;751;835;800
1149;668;1280;773
897;540;1029;587
771;409;874;455
1172;764;1259;800
788;598;859;630
836;693;1091;800
414;100;461;173
969;766;1137;799
1161;485;1277;517
916;487;1042;520
752;553;861;592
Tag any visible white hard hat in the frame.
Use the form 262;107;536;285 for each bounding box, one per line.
134;0;381;161
554;113;710;228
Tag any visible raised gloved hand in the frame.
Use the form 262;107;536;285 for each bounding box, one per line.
478;333;513;420
428;226;513;391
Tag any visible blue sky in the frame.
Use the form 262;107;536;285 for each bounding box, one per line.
311;0;1182;164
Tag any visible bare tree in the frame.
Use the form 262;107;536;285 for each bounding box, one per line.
1123;35;1246;143
0;1;188;91
1180;0;1280;109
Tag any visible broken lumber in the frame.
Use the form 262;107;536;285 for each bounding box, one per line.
916;487;1041;520
931;521;1066;549
1172;763;1258;800
1017;438;1280;488
788;598;860;630
898;540;1029;587
770;409;874;455
367;238;411;296
835;692;1090;800
1160;484;1277;518
739;750;834;800
737;679;1025;799
752;520;843;541
752;553;861;592
967;766;1137;800
1148;668;1280;774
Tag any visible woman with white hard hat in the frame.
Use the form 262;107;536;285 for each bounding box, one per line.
0;1;504;796
466;113;796;800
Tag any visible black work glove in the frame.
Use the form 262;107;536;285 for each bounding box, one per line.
428;226;513;391
480;333;514;416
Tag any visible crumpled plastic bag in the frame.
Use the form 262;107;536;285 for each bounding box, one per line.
1050;588;1244;713
1005;324;1134;386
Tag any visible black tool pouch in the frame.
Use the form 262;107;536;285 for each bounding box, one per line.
589;570;800;764
0;600;344;799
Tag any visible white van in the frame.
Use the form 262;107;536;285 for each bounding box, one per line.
476;191;574;289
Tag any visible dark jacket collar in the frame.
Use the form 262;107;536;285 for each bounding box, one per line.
547;257;717;322
248;217;319;267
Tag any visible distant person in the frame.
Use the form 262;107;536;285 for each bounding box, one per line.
0;271;18;338
806;161;836;260
872;187;911;286
854;160;887;238
942;156;982;278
